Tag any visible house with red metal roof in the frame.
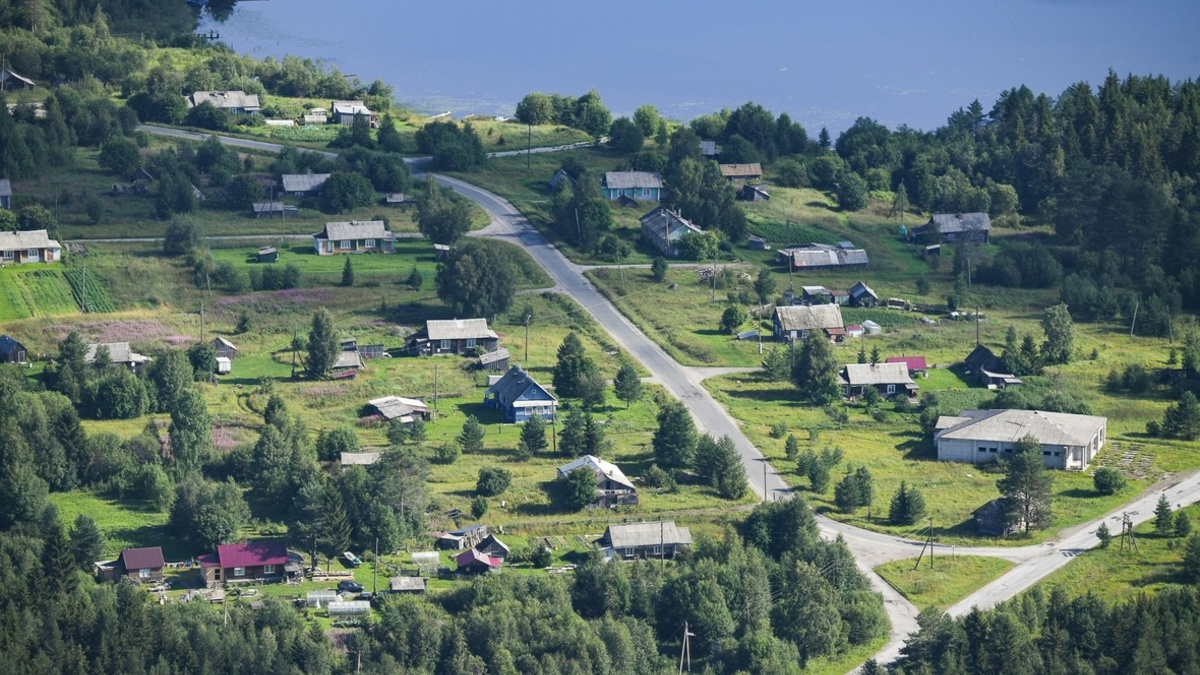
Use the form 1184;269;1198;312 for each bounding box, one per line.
455;548;501;575
885;355;928;377
198;540;289;587
96;546;165;583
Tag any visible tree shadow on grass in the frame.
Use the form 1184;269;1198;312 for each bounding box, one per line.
1059;488;1101;499
1133;567;1188;588
511;480;570;518
899;435;936;461
721;386;804;404
111;523;190;561
453;402;502;424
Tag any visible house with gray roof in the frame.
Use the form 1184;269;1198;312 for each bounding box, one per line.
599;521;691;560
639;206;702;258
484;365;557;423
914;212;991;245
558;455;638;508
772;304;844;342
0;178;11;209
365;396;431;425
312;221;395;256
188;90;261;114
0;70;35;90
407;318;499;356
602;171;662;202
85;342;152;372
839;362;918;400
281;173;331;196
718;163;762;184
698;140;721;157
776;243;868;270
331;100;378;127
0;229;62;264
935;409;1107;470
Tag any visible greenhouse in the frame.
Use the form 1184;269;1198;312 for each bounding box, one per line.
327;601;371;616
306;590;337;608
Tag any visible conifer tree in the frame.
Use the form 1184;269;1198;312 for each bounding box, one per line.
653;400;696;469
613;361;643;409
341;256;354;286
305;309;340;380
457;416;485;454
1154;494;1174;536
518;413;547;457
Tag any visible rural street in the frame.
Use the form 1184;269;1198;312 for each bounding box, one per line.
140;125;1200;671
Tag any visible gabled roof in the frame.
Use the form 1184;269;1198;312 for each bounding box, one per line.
0;229;61;252
118;546;164;571
0;70;35;88
189;90;260;111
331;100;374;116
699;140;720;156
340;451;382;467
333;351;363;370
389;576;427;592
367;396;431;421
426;318;498;341
885;356;928;371
212;336;238;352
929;212;991;234
602;521;691;549
778;243;868;268
319;220;388;241
85;342;151;365
0;178;11;197
0;334;25;357
964;344;1016;381
773;304;844;332
475;534;510;554
639;206;702;240
801;285;831;296
455;548;501;569
935;409;1107;447
281;173;331;193
557;455;636;491
604;171;663;190
479;348;511;366
486;365;557;405
839;362;916;387
849;281;878;300
215;540;288;569
718;163;763;178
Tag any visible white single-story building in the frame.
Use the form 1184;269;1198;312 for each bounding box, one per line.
934;409;1107;471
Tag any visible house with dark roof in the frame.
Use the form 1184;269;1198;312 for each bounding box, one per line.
964;344;1023;389
199;540;290;587
602;171;662;202
599;521;691;560
474;534;511;562
699;140;720;157
973;498;1023;536
748;235;770;250
776;243;868;270
313;221;395;256
885;355;928;377
281;173;331;196
435;524;488;550
484;365;557;422
934;409;1107;470
0;335;28;364
0;229;63;264
117;546;166;582
914;212;991;245
848;281;879;308
719;163;763;184
839;362;918;400
557;455;639;508
772;304;844;342
455;548;502;574
406;318;499;356
639;206;702;258
800;285;835;305
0;70;35;90
548;168;575;191
0;178;11;209
188;90;261;114
739;183;771;201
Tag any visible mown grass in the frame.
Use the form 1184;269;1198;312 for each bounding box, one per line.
876;555;1015;611
49;491;188;560
1030;503;1200;604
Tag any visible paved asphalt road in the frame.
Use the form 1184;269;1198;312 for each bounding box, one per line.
141;124;1200;672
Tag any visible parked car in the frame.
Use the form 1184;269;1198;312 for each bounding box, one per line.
338;580;364;593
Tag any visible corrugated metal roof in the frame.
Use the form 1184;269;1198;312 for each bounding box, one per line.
936;409;1107;447
366;396;430;420
281;173;331;193
840;362;915;387
0;229;60;252
340;452;382;466
212;336;238;352
718;163;762;178
930;212;991;234
557;455;636;491
774;304;844;332
118;546;164;571
189;90;260;111
333;351;363;370
604;171;663;190
639;207;701;240
85;342;151;365
216;540;288;569
479;348;511;365
322;220;388;241
604;521;691;549
849;281;877;300
426;318;498;341
389;576;427;592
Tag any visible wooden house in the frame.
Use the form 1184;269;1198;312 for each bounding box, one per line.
0;334;28;364
198;540;290;587
115;546;165;582
848;281;879;308
599;521;691;560
479;347;511;372
739;184;771;201
0;70;35;90
800;285;835;305
747;235;770;250
776;243;868;270
313;220;395;255
913;212;991;245
281;173;331;196
838;362;918;400
698;140;720;157
474;534;510;562
435;524;488;550
188;90;261;114
484;365;558;423
964;344;1023;389
407;318;499;356
639;206;702;258
772;304;844;342
455;548;501;574
212;337;238;360
0;229;63;264
602;171;662;202
388;576;428;594
0;178;11;209
365;396;432;425
548;169;574;191
557;455;639;508
973;498;1023;536
85;342;151;372
331;100;378;127
719;163;763;184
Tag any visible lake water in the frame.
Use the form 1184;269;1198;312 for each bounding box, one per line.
203;0;1199;133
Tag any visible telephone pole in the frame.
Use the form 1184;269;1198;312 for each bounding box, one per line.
1119;512;1139;553
434;363;439;413
678;621;693;673
913;517;935;570
524;314;531;362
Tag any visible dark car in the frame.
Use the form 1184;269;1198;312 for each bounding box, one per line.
337;580;364;593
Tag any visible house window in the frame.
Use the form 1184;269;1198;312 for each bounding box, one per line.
233;567;246;577
989;448;998;453
2;250;12;259
886;384;896;395
624;548;634;557
138;568;151;579
264;564;276;574
27;249;37;259
1042;451;1052;456
440;340;451;350
652;545;661;555
339;240;351;249
364;239;375;248
978;447;987;453
466;338;476;348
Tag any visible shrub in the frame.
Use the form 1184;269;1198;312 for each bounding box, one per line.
432;443;459;465
1092;467;1126;496
476;466;512;497
470;496;489;519
769;421;788;439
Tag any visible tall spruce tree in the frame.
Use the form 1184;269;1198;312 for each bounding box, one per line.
305;309;340;380
612;361;643;409
518;413;547;457
653;400;696;469
997;436;1054;534
792;332;841;404
552;332;596;398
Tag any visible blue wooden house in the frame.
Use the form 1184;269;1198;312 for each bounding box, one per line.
484;365;558;422
602;172;662;202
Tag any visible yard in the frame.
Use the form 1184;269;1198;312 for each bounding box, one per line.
875;555;1016;611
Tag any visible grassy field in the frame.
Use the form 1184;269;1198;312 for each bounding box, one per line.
50;491;188;560
875;556;1015;611
1030;503;1200;604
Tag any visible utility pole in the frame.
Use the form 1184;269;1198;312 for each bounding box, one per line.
678;621;693;673
291;331;299;379
710;250;717;303
975;306;981;346
551;415;557;453
660;521;664;566
527;124;532;171
524;314;530;362
913;517;936;570
763;461;768;501
434;362;439;413
1119;512;1139;553
1130;300;1139;337
373;537;379;595
199;300;205;343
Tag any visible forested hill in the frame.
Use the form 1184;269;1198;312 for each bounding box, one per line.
0;0;198;35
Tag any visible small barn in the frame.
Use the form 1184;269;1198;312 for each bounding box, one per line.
479;347;511;372
455;548;502;575
212;337;238;360
739;184;771;201
256;246;279;262
389;577;428;594
474;534;511;562
340;452;382;470
747;235;770;250
973;498;1023;536
0;334;28;364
